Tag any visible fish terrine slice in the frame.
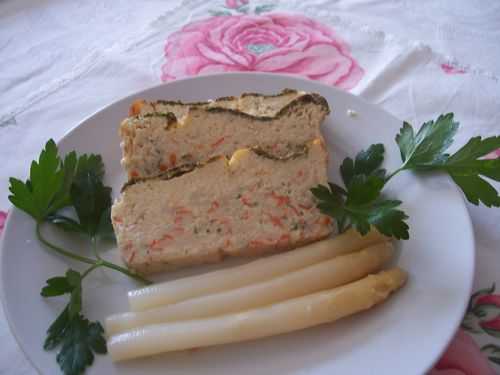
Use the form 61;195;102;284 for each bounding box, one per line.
112;139;333;275
120;90;330;181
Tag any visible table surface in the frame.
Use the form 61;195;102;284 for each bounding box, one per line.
1;1;499;374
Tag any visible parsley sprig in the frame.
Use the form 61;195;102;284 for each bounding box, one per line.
8;139;151;375
312;144;409;239
42;268;107;375
9;140;150;281
312;113;500;239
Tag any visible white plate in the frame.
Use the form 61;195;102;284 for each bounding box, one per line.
0;73;474;375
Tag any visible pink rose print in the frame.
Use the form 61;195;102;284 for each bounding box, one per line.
474;293;500;337
481;317;500;336
462;284;500;368
441;63;466;75
476;294;500;307
428;330;496;375
225;0;248;9
0;210;7;237
162;13;364;90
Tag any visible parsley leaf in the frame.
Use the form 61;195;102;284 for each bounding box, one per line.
41;269;82;318
44;153;115;241
8;140;68;221
42;269;106;375
41;276;73;297
396;113;459;170
56;316;106;375
312;142;409;239
70;155;112;238
311;184;346;223
44;307;71;351
96;206;116;241
45;309;107;375
50;152;79;212
312;178;409;240
340;143;386;186
7;141;114;233
345;175;385;205
74;154;105;181
359;199;409;239
396;114;500;206
443;136;500;207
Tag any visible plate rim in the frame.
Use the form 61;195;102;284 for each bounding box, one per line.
0;72;475;375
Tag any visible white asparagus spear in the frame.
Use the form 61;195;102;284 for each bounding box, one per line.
129;228;387;311
109;268;407;361
107;242;393;335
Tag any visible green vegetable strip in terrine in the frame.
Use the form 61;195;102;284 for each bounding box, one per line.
129;89;304;119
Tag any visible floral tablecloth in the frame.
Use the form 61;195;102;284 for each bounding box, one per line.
1;0;500;374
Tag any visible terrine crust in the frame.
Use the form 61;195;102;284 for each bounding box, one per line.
131;91;330;121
